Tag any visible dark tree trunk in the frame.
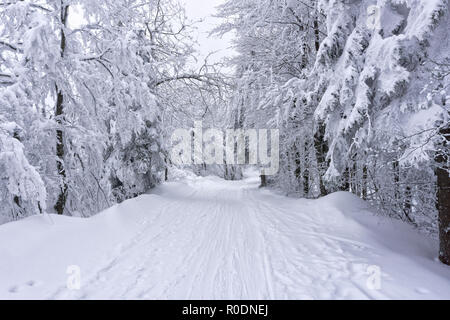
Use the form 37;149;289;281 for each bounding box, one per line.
393;160;400;202
362;165;368;200
404;185;413;222
260;172;267;188
341;167;350;192
303;143;310;196
294;144;301;187
54;2;69;215
314;14;320;52
164;156;169;182
436;126;450;265
350;153;357;195
54;89;68;215
224;162;228;179
314;122;329;196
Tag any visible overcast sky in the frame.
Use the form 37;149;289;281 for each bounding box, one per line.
69;1;234;69
183;0;235;67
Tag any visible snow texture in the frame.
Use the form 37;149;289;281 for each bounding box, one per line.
0;170;448;300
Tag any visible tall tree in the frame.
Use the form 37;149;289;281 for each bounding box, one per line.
0;0;221;221
54;0;69;215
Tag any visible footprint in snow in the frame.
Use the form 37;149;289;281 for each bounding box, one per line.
8;286;19;293
415;287;430;295
26;280;37;287
8;280;42;293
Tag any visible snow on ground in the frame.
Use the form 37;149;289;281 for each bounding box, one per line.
0;170;449;300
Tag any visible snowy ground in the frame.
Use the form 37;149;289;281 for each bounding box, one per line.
0;170;449;300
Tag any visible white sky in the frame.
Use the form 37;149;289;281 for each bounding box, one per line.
69;1;235;69
182;0;235;67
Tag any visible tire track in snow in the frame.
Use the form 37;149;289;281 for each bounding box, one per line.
246;189;388;300
48;175;391;300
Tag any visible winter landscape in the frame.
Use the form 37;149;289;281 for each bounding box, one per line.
0;0;449;301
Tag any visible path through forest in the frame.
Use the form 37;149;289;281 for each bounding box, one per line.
0;171;449;300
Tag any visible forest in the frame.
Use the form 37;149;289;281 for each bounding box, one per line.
0;0;449;300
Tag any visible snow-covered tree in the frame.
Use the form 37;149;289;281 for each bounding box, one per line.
0;0;219;220
220;0;449;264
215;0;325;185
0;120;46;222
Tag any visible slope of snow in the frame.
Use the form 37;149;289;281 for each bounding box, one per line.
0;170;449;300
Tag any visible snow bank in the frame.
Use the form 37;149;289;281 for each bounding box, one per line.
0;192;168;299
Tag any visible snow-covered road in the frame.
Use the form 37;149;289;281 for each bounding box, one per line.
0;171;449;300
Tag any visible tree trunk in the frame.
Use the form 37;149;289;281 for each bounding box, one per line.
260;170;267;188
341;167;350;192
313;10;327;196
393;160;400;202
54;2;69;215
362;165;368;200
293;144;301;190
436;126;450;265
314;13;320;52
314;122;329;197
403;185;414;224
350;153;357;195
303;143;310;196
